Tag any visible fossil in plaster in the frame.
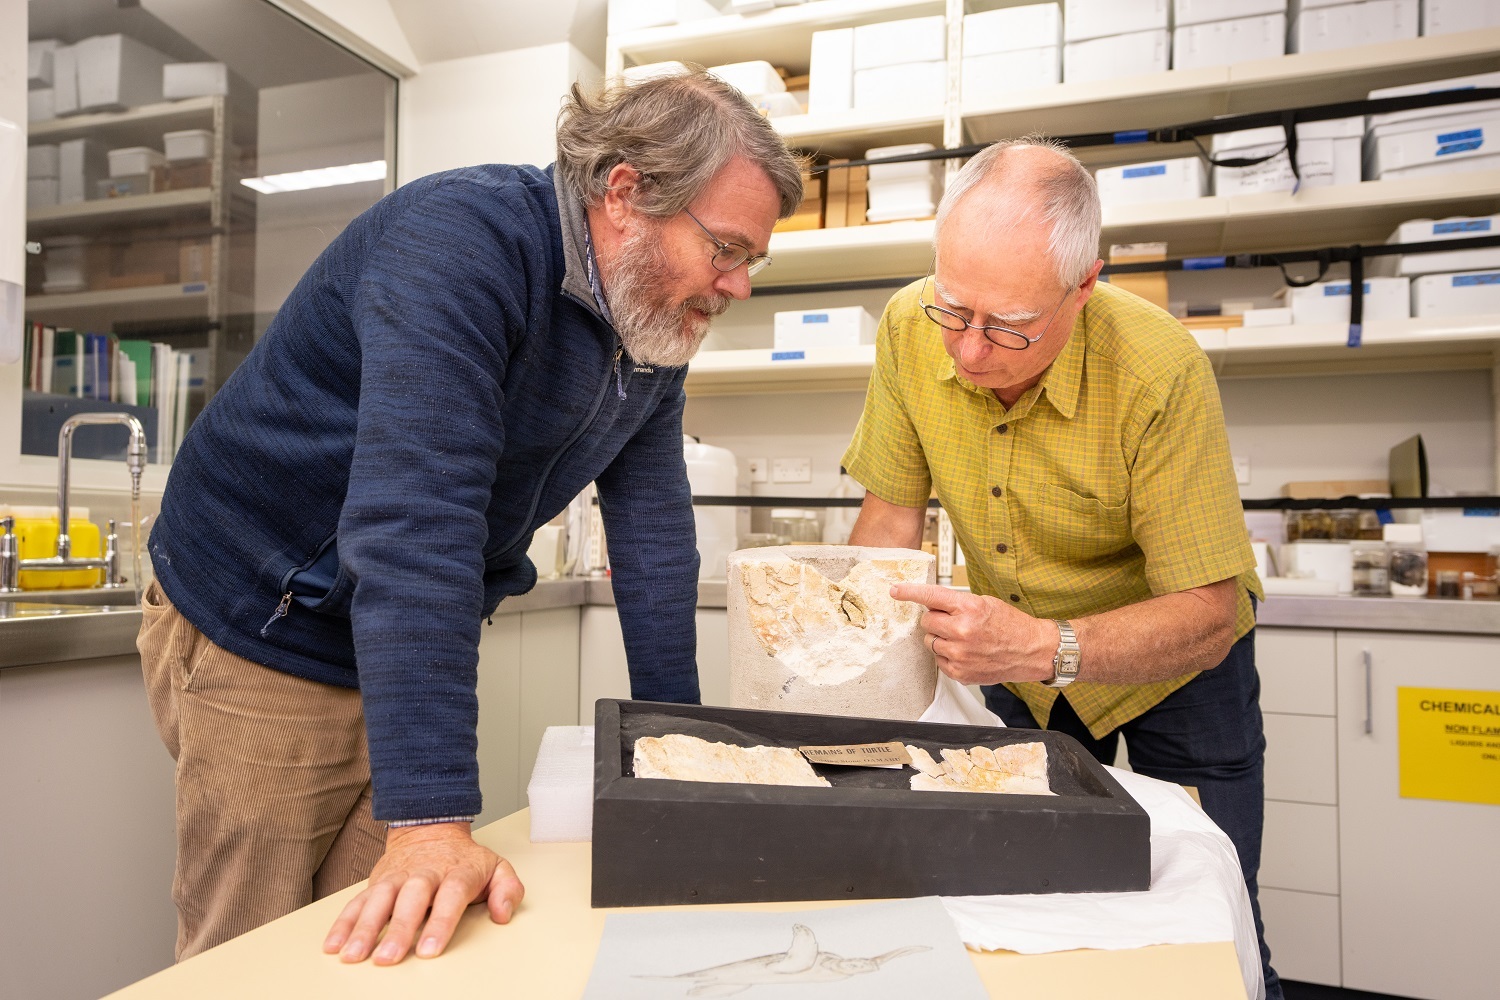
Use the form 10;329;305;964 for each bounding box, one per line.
633;734;831;788
905;743;1054;796
736;554;929;687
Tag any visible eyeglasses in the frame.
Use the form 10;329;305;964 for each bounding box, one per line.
684;208;773;277
920;275;1072;351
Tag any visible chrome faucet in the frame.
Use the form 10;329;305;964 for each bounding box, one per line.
0;413;148;593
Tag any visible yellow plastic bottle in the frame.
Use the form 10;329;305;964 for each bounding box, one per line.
4;505;105;590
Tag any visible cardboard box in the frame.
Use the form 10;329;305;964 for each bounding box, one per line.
1172;13;1285;71
590;699;1151;908
1095;157;1207;208
962;47;1061;106
1174;0;1285;27
108;146;166;178
1393;215;1500;276
964;4;1061;56
151;160;212;192
846;164;868;228
774;306;877;349
163;62;229;99
853;15;946;71
97;174;154;199
773;169;823;232
28;39;59;89
823;159;850;228
1287;276;1411;324
57;138;106;204
27;144;60;180
89;233;181;290
1422;0;1500;35
27;87;57;122
853;60;946;112
76;34;171;111
1281;478;1390;498
1109;243;1169;311
1063;29;1170;84
1064;0;1169;43
1412;269;1500;318
706;61;785;98
1368;115;1500;179
807;28;854;115
1289;0;1418;54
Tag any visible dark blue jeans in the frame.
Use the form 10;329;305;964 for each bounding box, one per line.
983;627;1282;1000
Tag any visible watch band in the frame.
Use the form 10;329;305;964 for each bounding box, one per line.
1044;619;1080;688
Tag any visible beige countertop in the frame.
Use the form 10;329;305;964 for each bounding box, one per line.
9;580;1500;671
103;808;1247;1000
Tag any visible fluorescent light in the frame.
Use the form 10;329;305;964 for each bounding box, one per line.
242;160;387;194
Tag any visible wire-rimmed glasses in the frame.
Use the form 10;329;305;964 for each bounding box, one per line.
920;275;1071;351
684;208;773;277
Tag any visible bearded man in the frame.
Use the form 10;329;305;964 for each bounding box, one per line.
137;70;801;966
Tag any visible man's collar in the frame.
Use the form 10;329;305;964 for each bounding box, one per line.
934;311;1084;420
552;166;604;318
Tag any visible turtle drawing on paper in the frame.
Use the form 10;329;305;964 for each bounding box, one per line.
639;922;928;997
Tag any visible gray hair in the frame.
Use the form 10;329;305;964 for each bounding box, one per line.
934;137;1101;287
556;68;804;220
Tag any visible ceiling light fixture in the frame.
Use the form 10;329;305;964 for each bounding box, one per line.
241;160;388;194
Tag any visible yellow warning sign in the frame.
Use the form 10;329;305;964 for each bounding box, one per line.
1398;687;1500;806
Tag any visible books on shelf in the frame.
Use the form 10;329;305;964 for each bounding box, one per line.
21;318;196;459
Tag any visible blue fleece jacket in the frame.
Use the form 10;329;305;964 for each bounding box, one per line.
151;164;701;821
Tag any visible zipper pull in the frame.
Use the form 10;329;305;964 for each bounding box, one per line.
613;345;626;401
261;591;293;637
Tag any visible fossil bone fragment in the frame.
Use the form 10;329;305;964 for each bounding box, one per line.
633;734;831;787
728;546;937;720
905;743;1054;795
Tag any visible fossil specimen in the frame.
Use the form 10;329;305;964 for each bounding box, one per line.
633;734;831;788
905;743;1053;795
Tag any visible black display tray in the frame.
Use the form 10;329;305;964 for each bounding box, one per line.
591;699;1150;908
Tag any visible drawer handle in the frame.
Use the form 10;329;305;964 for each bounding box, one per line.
1362;648;1373;735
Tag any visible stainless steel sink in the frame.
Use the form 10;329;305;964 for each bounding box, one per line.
0;588;139;606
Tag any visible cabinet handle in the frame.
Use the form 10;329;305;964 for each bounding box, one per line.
1362;648;1373;735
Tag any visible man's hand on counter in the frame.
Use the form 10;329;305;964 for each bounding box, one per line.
322;821;525;965
891;583;1055;685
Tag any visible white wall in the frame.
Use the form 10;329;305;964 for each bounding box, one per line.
397;42;603;181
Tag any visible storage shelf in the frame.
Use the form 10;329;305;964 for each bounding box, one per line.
610;0;944;73
24;282;213;327
27;188;214;235
962;28;1500;144
775;106;944;158
28;96;217;144
763;217;933;287
686;316;1500;394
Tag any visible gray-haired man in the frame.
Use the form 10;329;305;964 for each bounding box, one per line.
140;70;802;964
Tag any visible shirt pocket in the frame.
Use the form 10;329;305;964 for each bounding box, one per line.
1037;483;1132;562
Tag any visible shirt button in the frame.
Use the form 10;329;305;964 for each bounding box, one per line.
996;543;1008;554
1010;594;1021;602
995;425;1009;435
991;486;1002;498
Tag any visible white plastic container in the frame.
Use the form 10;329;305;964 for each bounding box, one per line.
1289;0;1418;54
853;61;946;113
808;28;855;114
1172;13;1285;71
1064;0;1169;43
962;48;1061;105
964;4;1061;56
1287;277;1412;324
1412;270;1500;318
163;129;212;162
1393;215;1500;276
706;61;785;98
684;436;739;581
1278;541;1354;594
1095;157;1208;208
1174;0;1284;27
107;146;166;179
852;15;946;70
163;62;228;99
773;307;877;350
1063;29;1170;84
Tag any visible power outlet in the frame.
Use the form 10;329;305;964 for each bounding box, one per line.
1233;455;1251;486
748;457;768;483
772;457;812;484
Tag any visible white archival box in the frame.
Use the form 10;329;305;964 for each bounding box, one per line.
773;306;878;349
163;62;228;99
1173;0;1284;27
1367;71;1500;131
807;28;854;114
1172;13;1285;72
962;48;1061;105
1289;0;1418;54
852;15;946;71
853;61;946;113
1392;215;1500;276
1211;117;1362;196
1412;270;1500;318
1063;29;1170;84
1422;0;1500;35
963;3;1061;55
1064;0;1169;43
1095;157;1208;208
75;34;171;111
706;60;785;99
1368;113;1500;179
1287;276;1411;324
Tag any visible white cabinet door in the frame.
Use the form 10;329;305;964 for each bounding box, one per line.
1335;632;1500;1000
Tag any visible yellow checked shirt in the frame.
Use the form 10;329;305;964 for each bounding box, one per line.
842;279;1263;737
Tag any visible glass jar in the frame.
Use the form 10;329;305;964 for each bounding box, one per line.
1436;570;1462;599
1284;510;1303;543
1462;572;1499;601
769;509;820;544
1300;509;1334;540
1332;510;1361;540
1356;510;1384;540
1388;545;1429;597
1350;541;1391;597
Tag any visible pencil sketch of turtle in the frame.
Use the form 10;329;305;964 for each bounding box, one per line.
638;922;930;997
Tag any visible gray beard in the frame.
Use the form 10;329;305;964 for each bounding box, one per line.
605;223;729;368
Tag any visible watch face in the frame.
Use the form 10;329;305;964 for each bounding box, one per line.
1058;650;1082;676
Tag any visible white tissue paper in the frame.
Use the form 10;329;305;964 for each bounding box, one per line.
527;725;596;842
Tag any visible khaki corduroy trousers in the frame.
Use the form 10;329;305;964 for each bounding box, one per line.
137;579;386;960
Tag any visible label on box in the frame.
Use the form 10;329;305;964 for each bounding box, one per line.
801;314;830;323
1123;164;1167;178
1454;273;1500;286
1323;282;1371;296
1435;219;1492;233
771;350;805;361
1436;128;1484;156
800;741;912;767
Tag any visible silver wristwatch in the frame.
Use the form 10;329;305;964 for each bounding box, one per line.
1043;620;1080;688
